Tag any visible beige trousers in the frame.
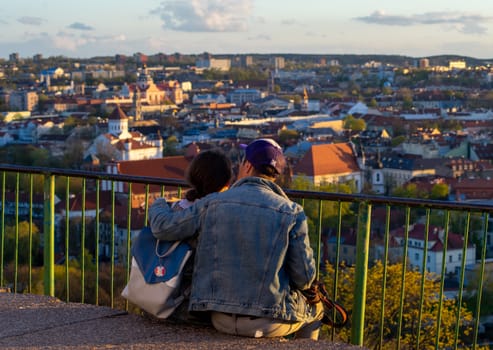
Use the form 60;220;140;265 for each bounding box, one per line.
211;301;324;340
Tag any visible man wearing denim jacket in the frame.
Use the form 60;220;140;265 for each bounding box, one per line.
149;138;323;340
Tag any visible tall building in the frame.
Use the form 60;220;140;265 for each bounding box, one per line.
196;58;231;71
449;60;466;70
9;53;19;63
232;55;253;68
328;59;340;66
418;58;430;69
115;54;126;65
133;52;148;66
33;54;43;63
9;91;39;111
271;56;285;70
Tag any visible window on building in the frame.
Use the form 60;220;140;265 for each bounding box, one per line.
376;173;381;182
449;255;453;263
415;253;419;261
427;255;430;263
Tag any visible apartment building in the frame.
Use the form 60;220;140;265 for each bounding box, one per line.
9;91;39;112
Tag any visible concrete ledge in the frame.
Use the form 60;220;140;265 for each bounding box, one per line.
0;293;364;350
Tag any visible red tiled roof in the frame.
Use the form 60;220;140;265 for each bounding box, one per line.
115;157;192;195
391;223;468;251
451;178;493;199
293;143;360;176
113;139;158;151
55;191;123;212
116;156;191;180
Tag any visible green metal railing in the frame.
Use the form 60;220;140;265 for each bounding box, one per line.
0;164;492;349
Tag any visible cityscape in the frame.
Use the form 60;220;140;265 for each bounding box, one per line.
2;2;493;347
1;50;493;344
0;0;493;349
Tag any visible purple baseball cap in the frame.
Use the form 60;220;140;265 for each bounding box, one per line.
242;138;286;175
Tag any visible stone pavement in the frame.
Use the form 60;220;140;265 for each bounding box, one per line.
0;293;365;350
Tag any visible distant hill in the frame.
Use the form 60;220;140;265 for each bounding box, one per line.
14;52;492;68
190;53;493;67
252;53;493;67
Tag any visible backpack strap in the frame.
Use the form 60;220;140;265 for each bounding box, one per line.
155;240;181;258
316;281;349;328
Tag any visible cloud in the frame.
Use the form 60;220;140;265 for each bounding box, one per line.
52;31;126;52
281;19;299;26
68;22;94;31
151;0;253;32
17;16;44;26
247;34;271;41
253;16;266;24
355;10;492;35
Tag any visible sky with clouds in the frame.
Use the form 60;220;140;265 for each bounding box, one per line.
1;0;493;60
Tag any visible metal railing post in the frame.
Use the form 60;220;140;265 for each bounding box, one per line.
351;201;372;346
43;174;55;296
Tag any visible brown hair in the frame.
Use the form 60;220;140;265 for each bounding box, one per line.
250;163;279;180
185;149;232;201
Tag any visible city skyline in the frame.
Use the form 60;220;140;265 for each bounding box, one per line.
1;0;493;60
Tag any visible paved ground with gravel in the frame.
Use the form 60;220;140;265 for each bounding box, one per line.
0;293;366;350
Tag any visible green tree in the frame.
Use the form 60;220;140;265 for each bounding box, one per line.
30;147;52;167
164;135;181;156
322;262;477;349
278;129;299;146
63;116;78;133
343;115;366;134
430;183;449;200
37;93;49;112
391;135;406;147
382;86;393;95
290;177;356;242
463;266;493;316
400;88;414;110
6;145;52;167
62;139;85;169
392;183;422;198
55;176;84;199
4;221;41;264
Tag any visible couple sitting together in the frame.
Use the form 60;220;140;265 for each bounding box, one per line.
148;138;325;340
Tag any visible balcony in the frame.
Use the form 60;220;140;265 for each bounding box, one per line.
1;164;492;349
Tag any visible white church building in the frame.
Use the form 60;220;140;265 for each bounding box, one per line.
86;105;163;161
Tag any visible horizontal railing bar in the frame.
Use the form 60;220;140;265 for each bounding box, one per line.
286;189;493;212
1;164;493;213
0;164;189;187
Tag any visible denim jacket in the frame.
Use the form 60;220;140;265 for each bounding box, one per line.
149;176;317;322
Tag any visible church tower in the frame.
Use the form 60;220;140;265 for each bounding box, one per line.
302;88;309;111
108;105;131;139
134;64;153;120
